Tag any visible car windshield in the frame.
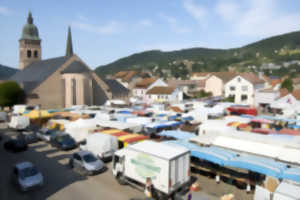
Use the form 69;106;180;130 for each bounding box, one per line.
45;130;56;135
57;135;71;143
83;154;97;163
19;167;38;179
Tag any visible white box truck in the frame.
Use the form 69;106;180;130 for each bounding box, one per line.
8;114;30;130
112;141;190;199
80;133;118;161
254;181;300;200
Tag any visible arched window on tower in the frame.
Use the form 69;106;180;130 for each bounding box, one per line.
27;50;32;58
34;50;38;58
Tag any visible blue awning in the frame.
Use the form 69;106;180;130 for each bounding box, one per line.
159;130;196;140
280;168;300;182
164;140;291;179
191;147;236;166
164;140;236;166
226;155;286;178
182;116;194;121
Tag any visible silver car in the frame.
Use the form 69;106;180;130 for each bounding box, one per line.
12;161;44;192
35;128;59;142
69;151;106;175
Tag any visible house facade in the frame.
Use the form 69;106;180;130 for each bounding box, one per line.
225;76;254;105
146;86;183;103
204;72;237;96
224;73;265;105
133;78;167;101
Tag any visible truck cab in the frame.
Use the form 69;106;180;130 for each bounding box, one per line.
112;150;125;177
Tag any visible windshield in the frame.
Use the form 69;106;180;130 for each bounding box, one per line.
57;135;71;142
19;167;38;179
83;154;97;163
45;130;57;135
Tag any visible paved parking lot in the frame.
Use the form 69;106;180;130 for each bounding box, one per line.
0;123;145;200
0;122;253;200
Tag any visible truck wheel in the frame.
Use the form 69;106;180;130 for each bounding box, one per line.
116;174;127;185
156;191;168;200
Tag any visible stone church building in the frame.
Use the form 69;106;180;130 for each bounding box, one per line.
10;12;112;108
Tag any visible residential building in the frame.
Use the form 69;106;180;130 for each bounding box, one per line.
224;73;265;105
103;79;129;100
113;70;141;89
205;72;237;96
191;72;211;80
132;78;167;101
10;12;111;109
146;86;183;103
168;80;198;94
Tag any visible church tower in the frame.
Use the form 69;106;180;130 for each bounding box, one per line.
19;11;41;70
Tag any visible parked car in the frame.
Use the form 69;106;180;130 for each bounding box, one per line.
4;139;28;152
17;132;39;144
36;128;59;142
50;133;77;150
69;151;106;175
12;161;43;192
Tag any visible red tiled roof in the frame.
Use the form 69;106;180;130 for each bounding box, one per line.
170;106;183;113
197;79;206;88
240;72;265;84
192;72;211;77
135;77;157;89
113;70;137;82
211;72;237;83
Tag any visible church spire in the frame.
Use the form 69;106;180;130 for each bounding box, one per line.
27;11;33;24
66;26;73;57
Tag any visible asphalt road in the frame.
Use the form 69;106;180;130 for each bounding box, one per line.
0;123;145;200
0;122;251;200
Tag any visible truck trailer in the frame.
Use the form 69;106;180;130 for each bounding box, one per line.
112;141;190;199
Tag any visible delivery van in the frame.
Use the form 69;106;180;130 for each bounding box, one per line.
112;141;190;199
80;133;118;161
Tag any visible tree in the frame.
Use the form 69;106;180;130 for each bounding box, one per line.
0;81;25;107
281;78;294;92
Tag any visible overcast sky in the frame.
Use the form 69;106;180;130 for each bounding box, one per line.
1;0;300;69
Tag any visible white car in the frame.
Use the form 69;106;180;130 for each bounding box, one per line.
12;161;44;192
69;151;106;175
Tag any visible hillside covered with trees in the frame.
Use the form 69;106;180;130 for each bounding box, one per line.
95;31;300;79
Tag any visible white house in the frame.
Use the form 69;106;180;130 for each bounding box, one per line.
132;78;167;101
205;72;237;96
224;73;265;105
146;86;183;103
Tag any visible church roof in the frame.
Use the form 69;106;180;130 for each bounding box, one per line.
61;61;89;74
104;79;129;97
10;56;68;92
0;64;18;80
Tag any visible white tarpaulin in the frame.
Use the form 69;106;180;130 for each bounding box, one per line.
271;94;299;110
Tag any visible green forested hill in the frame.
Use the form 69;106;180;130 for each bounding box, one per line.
95;31;300;78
